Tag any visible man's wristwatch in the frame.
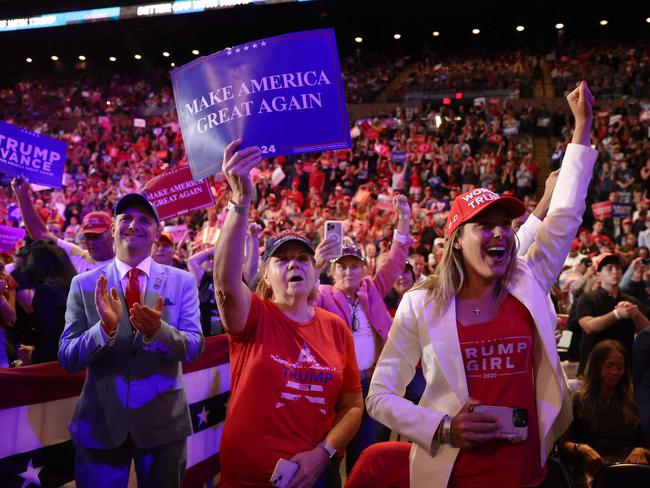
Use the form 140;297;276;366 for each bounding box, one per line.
227;200;249;215
317;440;336;459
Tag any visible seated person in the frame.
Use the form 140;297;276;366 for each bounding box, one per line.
561;340;649;488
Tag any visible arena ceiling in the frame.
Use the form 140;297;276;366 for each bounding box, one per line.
0;0;647;82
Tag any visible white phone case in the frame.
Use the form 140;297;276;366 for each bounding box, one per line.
270;458;300;488
325;220;343;258
473;405;528;442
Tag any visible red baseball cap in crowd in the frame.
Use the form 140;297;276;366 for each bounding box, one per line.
445;188;526;236
81;211;112;235
593;253;622;272
570;239;581;251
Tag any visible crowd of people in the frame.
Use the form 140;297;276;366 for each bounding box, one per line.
393;49;537;100
549;41;650;100
0;36;650;488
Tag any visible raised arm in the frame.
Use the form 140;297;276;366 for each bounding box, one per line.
517;169;559;256
525;81;598;292
213;139;262;335
11;175;57;242
243;222;261;286
372;195;412;297
187;248;213;285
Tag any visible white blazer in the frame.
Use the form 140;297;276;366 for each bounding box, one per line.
367;143;598;487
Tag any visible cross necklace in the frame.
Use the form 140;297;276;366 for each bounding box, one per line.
472;307;481;317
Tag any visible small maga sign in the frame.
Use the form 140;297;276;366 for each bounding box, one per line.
171;28;351;180
591;201;612;220
0;121;66;188
142;165;215;221
0;225;25;253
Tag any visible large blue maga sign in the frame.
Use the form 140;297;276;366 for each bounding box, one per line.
0;121;67;188
171;28;351;180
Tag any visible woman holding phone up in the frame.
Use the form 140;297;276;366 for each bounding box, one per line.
313;195;412;474
366;81;598;487
214;140;362;488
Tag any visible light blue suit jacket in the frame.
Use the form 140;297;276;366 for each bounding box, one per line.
59;260;204;449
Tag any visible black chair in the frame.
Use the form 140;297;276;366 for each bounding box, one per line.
593;463;650;488
545;455;574;488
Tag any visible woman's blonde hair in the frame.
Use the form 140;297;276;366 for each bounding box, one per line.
413;223;519;316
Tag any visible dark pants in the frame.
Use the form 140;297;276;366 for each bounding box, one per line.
74;435;187;488
345;376;392;474
313;456;342;488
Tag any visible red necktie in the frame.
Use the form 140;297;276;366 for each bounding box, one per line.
125;268;142;315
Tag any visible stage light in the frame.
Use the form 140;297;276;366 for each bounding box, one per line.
162;51;170;57
432;31;440;37
109;56;116;62
443;98;451;105
599;20;608;26
51;55;59;61
192;49;200;55
354;37;363;43
134;54;142;60
393;33;401;40
472;28;480;35
555;23;564;29
171;62;175;67
26;57;32;63
78;55;86;61
516;25;525;32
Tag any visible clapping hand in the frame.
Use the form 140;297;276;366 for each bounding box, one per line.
95;275;122;333
130;297;164;339
616;301;639;319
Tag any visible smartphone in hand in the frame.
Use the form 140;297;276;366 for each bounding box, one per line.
270;458;300;488
325;220;343;258
473;405;528;442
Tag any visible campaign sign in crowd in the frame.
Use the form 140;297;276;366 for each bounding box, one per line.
171;28;352;180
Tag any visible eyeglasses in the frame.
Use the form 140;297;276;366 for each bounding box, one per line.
351;300;360;332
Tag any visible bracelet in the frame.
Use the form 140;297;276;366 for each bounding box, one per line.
613;309;621;320
227;200;249;215
439;415;454;446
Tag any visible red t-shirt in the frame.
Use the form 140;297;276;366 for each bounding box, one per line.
450;295;545;488
220;293;361;487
